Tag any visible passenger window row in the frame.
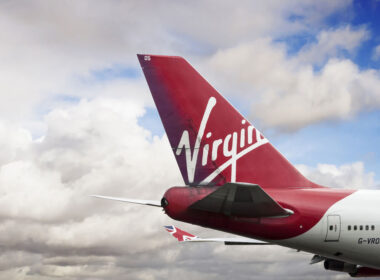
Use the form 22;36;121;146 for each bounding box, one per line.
347;225;375;231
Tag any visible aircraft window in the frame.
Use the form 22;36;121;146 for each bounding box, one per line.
354;225;357;231
360;225;363;231
366;225;369;231
329;225;333;231
372;225;375;231
348;225;351;231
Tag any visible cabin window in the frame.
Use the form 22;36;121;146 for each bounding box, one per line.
329;225;333;231
349;225;375;231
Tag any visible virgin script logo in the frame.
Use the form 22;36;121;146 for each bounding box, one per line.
175;97;268;184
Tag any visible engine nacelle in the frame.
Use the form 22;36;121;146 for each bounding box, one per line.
324;259;380;277
324;259;357;274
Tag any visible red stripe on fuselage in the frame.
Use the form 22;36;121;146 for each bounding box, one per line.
163;186;355;240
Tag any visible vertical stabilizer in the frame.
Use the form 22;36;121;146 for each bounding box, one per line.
138;54;320;189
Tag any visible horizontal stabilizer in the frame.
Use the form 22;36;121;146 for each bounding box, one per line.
164;225;269;245
90;195;161;207
190;182;293;218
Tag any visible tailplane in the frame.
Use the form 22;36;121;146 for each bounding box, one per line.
164;225;269;245
138;54;320;189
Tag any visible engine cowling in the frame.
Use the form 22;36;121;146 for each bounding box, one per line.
324;259;380;278
324;259;357;274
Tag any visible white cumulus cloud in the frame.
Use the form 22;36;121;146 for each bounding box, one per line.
297;26;369;65
296;161;377;189
207;36;380;130
0;96;376;279
372;44;380;61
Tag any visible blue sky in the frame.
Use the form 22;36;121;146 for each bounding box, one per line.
343;0;380;69
273;110;380;180
274;0;380;182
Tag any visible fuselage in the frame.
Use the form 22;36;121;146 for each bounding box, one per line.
281;190;380;270
163;186;380;270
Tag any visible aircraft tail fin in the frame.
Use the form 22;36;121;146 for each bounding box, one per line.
138;54;320;189
164;225;198;242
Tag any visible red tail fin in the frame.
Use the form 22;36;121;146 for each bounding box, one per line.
164;225;197;242
138;54;320;189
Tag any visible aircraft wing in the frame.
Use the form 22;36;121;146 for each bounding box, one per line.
90;195;161;207
189;182;293;218
164;225;270;245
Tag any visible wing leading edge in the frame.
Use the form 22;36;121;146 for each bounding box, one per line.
90;195;161;207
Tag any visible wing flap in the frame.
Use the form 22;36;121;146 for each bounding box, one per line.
189;182;293;218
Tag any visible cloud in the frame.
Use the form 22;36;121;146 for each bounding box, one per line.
297;26;369;65
0;0;364;133
372;44;380;61
0;97;180;279
207;35;380;130
0;0;350;123
0;121;32;166
296;161;376;189
0;95;376;279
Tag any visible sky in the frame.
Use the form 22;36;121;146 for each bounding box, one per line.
0;0;379;279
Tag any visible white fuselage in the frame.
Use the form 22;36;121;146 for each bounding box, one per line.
277;190;380;269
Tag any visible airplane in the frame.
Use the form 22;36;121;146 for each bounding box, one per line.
92;54;380;278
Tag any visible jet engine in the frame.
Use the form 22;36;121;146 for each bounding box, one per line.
324;259;380;277
324;259;357;274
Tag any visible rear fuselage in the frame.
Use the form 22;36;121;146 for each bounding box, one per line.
163;187;380;269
